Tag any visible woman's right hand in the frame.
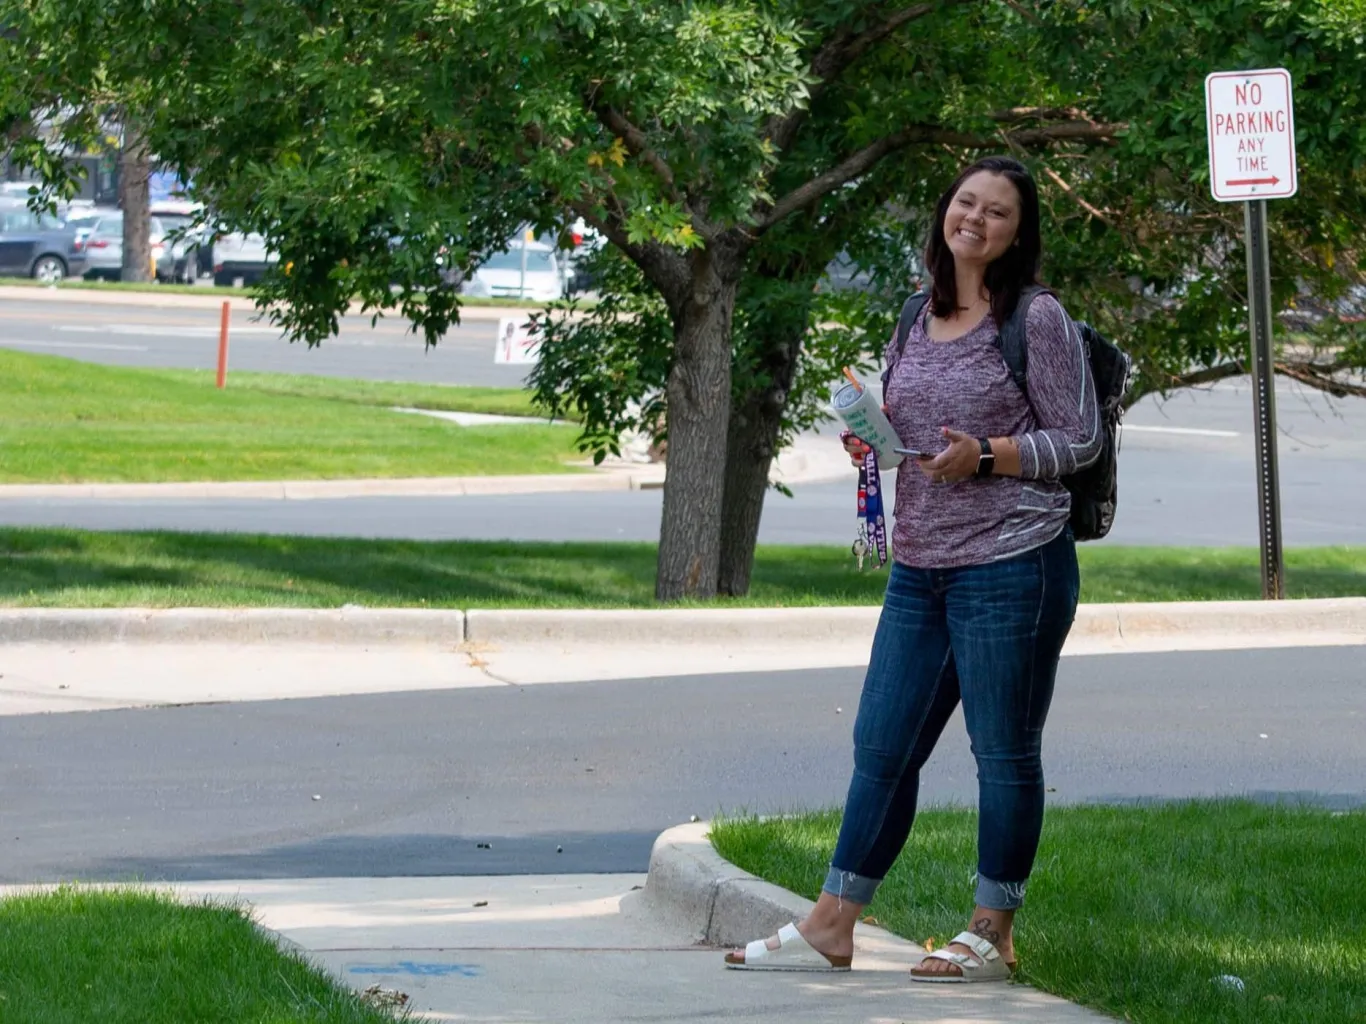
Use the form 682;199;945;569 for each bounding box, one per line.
842;432;872;467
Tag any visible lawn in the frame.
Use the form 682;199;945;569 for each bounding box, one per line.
0;886;414;1024
0;529;1361;608
150;368;553;419
711;801;1366;1024
0;349;583;482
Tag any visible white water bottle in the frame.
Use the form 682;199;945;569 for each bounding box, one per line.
831;378;904;469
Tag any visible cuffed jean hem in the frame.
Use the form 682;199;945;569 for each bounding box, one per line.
975;873;1028;911
822;867;881;906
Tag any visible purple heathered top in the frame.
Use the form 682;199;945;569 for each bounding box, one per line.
883;293;1102;568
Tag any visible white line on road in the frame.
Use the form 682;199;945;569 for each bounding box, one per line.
1123;424;1240;438
0;339;150;352
58;324;283;336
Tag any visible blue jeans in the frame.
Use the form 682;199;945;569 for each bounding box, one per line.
823;528;1080;911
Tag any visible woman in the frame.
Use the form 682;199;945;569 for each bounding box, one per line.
725;156;1101;982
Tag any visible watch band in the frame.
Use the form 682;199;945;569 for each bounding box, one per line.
974;437;996;479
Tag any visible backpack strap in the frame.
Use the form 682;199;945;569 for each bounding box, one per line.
881;291;930;389
995;285;1053;395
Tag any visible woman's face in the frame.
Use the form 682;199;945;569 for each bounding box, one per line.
943;171;1022;267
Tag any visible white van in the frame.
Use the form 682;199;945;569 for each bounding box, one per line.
460;240;565;302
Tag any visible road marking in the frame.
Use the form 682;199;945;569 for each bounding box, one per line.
59;324;282;336
349;962;482;978
1124;424;1240;438
0;339;150;352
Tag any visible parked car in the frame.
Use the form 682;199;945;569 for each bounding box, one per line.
212;232;278;286
61;204;116;248
460;239;565;302
150;200;213;283
0;201;87;282
81;210;168;280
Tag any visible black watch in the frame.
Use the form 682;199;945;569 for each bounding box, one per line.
974;437;996;479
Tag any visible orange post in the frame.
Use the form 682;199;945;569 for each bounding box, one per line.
216;301;231;388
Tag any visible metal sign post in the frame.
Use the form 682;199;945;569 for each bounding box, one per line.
1242;200;1284;598
1206;68;1298;599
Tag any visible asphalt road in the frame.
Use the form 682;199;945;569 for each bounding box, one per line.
0;298;530;387
0;645;1360;883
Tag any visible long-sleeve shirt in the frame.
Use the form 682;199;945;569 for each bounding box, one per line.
882;293;1102;567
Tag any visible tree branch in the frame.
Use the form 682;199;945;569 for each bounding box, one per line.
755;118;1124;233
1142;356;1366;406
522;122;690;305
809;2;940;82
767;1;973;154
590;100;717;241
1275;359;1366;399
591;104;677;200
1041;165;1112;225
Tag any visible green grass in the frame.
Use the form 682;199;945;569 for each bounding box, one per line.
0;349;583;483
1072;545;1366;602
0;886;414;1024
0;275;589;309
712;802;1366;1024
0;276;255;297
149;368;553;419
0;530;1362;608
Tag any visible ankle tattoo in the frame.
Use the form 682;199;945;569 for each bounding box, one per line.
971;916;1003;947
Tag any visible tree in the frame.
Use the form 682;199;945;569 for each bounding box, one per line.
3;0;1362;600
1;0;1119;600
118;122;152;283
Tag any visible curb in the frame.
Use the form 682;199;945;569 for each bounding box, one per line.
641;821;918;955
462;606;878;646
0;472;664;501
2;598;1366;644
0;608;466;645
1;598;1361;646
469;599;1366;646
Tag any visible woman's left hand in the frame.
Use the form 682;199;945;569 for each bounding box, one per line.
917;427;982;485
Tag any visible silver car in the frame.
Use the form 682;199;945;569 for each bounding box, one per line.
82;210;168;280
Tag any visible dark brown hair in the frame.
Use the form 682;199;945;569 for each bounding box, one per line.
925;156;1041;327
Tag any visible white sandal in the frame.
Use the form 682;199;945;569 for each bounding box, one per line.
909;931;1015;983
724;922;853;972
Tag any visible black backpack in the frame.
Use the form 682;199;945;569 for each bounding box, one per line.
885;286;1131;541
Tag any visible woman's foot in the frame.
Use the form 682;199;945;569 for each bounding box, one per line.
724;891;861;968
723;921;853;970
910;912;1016;980
724;917;856;966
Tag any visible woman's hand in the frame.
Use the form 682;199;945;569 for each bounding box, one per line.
918;427;982;485
842;432;871;467
841;403;890;467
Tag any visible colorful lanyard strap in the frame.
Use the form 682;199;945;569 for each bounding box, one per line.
849;436;888;570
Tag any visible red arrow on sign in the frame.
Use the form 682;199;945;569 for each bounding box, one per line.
1226;176;1281;186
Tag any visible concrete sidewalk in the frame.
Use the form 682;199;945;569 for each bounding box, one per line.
128;856;1107;1023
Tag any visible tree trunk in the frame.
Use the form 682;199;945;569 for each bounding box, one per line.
717;332;803;597
119;127;152;283
655;259;738;602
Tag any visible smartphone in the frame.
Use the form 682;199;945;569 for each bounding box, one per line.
894;447;933;459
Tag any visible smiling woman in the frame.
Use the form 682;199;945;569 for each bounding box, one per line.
736;157;1105;986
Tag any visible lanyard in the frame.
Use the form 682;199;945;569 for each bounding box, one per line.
854;447;889;570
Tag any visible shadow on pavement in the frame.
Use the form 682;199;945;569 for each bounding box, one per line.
25;830;662;884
